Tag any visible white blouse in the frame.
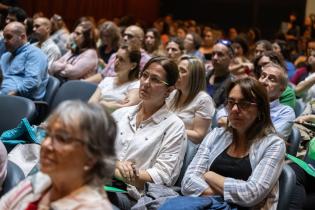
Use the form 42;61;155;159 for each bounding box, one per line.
112;103;187;186
98;77;140;102
166;90;215;130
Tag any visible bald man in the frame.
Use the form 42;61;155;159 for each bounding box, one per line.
84;25;151;83
0;22;48;100
33;17;61;69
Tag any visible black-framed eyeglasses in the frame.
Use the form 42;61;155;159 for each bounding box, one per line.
225;98;257;110
216;39;234;55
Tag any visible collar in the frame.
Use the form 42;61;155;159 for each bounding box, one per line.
270;99;280;108
11;42;29;57
127;102;171;124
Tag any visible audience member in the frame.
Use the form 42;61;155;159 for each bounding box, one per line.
32;17;61;69
254;39;273;58
206;39;233;108
183;32;205;62
50;14;70;55
175;77;285;209
89;45;141;111
0;101;116;209
167;55;215;144
200;30;214;61
144;28;164;57
165;37;184;64
0;21;48;100
110;56;187;209
49;21;98;81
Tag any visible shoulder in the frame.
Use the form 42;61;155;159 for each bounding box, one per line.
252;133;286;152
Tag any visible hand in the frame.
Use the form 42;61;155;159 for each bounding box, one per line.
7;91;17;96
295;115;313;124
116;160;138;184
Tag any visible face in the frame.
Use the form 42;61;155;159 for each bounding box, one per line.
101;30;111;45
3;26;24;52
40;120;90;180
255;43;265;57
227;85;258;134
258;66;284;101
232;43;243;57
139;63;171;103
203;31;213;44
5;14;17;25
258;55;271;67
184;34;194;51
72;26;84;47
212;43;231;70
176;59;189;91
166;41;182;62
123;27;142;47
114;48;133;74
177;28;186;40
33;18;49;40
145;31;155;48
272;43;281;54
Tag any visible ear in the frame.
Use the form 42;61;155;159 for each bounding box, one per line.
129;62;137;71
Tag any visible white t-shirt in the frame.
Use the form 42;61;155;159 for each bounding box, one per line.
98;77;140;102
166;90;215;129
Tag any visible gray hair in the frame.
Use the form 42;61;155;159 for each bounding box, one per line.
262;62;288;89
46;100;117;185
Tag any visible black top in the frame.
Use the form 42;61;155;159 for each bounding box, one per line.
210;148;252;181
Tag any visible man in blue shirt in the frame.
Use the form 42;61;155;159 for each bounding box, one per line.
0;21;48;100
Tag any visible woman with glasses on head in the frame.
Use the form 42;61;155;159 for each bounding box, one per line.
161;77;285;210
167;55;215;144
0;101;117;210
110;56;187;209
49;21;98;81
89;44;141;112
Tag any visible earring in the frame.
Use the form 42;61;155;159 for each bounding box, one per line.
83;165;90;171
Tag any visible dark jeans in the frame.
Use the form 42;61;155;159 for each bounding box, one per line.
289;163;315;210
108;192;137;210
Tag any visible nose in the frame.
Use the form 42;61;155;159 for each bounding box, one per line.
230;103;240;112
42;136;54;150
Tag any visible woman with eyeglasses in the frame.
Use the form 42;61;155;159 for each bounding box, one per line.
167;55;215;144
49;21;98;81
0;101;117;209
161;77;285;210
110;56;187;209
89;44;141;112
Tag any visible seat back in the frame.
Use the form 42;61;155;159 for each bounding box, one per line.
277;164;296;210
287;127;301;156
43;75;60;105
175;140;199;187
0;160;25;197
0;95;36;135
50;80;97;112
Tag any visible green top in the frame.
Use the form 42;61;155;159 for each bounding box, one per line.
280;85;296;109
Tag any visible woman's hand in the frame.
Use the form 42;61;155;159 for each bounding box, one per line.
115;160;138;184
203;171;225;195
295;114;315;124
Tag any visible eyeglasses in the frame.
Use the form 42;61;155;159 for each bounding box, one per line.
140;71;169;86
225;98;257;110
216;39;234;55
44;129;86;146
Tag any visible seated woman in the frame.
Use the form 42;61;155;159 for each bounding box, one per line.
144;28;165;57
183;32;205;62
167;55;215;144
89;45;141;111
111;56;187;209
165;37;184;64
178;77;285;209
49;21;98;81
0;101;116;209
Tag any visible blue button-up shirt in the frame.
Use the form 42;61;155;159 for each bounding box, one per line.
0;43;48;100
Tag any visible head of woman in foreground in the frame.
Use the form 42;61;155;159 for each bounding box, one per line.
225;77;274;142
41;100;116;186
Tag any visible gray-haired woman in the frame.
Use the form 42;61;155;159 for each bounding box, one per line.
0;100;117;210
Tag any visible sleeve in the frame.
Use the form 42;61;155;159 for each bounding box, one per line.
127;80;140;90
181;128;221;196
273;106;296;140
61;49;98;79
146;119;187;186
49;51;70;74
46;47;61;69
101;53;116;77
195;93;216;119
17;51;48;96
223;137;286;207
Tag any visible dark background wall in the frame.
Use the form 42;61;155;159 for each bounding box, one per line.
19;0;306;38
160;0;307;39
